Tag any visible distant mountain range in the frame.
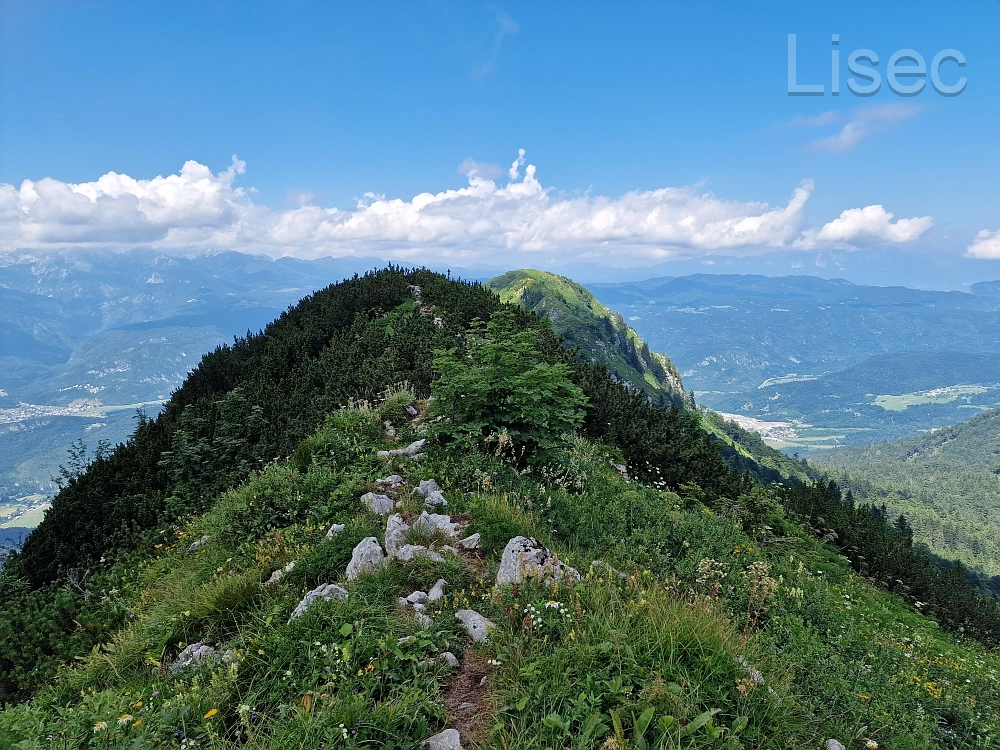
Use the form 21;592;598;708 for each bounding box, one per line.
590;274;1000;447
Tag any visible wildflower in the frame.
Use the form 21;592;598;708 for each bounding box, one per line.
118;714;133;726
93;721;108;732
151;691;160;698
865;740;878;749
132;719;143;728
203;708;218;719
365;663;375;673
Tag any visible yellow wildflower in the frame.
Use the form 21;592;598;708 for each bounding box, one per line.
204;708;219;719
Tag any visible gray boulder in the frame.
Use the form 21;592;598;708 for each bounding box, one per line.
266;560;296;585
325;523;346;539
457;533;481;550
424;490;449;508
825;742;846;750
170;642;216;672
455;609;495;643
289;583;349;621
361;492;394;515
379;474;406;488
415;479;440;496
414;612;434;629
496;536;580;586
425;729;464;750
346;537;386;580
377;439;426;458
413;511;459;538
428;578;448;601
439;651;460;668
385;514;410;557
187;535;210;553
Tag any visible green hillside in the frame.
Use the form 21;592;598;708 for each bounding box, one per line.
2;268;999;749
817;406;1000;582
490;269;814;484
488;270;686;406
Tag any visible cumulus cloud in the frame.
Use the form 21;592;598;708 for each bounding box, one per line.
798;205;934;248
0;152;934;263
966;230;1000;259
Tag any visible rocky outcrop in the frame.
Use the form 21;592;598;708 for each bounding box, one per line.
413;511;459;538
361;492;394;515
346;537;386;580
170;642;215;672
325;523;346;539
187;535;210;553
266;560;296;585
289;583;349;621
496;536;580;586
457;533;480;549
455;609;495;643
395;544;444;563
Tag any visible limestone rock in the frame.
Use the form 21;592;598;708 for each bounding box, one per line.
289;583;349;621
377;439;426;458
406;590;429;604
428;578;448;601
496;536;580;586
326;523;346;539
424;490;449;508
384;420;397;437
414;612;434;629
346;537;386;580
170;642;216;672
385;514;410;557
413;511;459;538
425;729;464;750
396;544;444;563
361;492;394;515
187;535;210;553
266;560;296;585
825;741;846;750
457;533;480;550
415;479;440;496
379;474;406;488
439;651;460;668
455;609;495;643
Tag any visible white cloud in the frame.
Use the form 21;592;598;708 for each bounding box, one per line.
966;229;1000;259
0;153;933;263
799;205;933;248
801;103;924;152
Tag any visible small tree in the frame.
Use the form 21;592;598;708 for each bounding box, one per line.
429;310;588;462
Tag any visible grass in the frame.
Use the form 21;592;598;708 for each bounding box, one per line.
3;395;1000;748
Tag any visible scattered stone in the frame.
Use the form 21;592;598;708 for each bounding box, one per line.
379;474;406;488
455;609;496;643
346;537;386;580
326;523;346;539
425;728;464;750
614;463;629;478
413;511;460;538
187;535;210;553
289;583;349;621
171;642;216;672
736;655;765;685
266;560;296;585
440;545;459;556
395;544;444;563
415;479;440;496
457;702;473;711
457;533;481;550
377;439;426;458
222;649;239;665
385;514;410;557
384;420;397;437
496;537;580;587
406;404;419;417
406;590;429;604
428;578;448;601
826;741;846;750
439;651;460;668
414;612;434;629
424;490;449;508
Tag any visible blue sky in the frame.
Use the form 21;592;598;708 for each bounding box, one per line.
2;1;999;285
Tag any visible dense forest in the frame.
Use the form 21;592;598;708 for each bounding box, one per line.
1;267;999;748
817;407;1000;585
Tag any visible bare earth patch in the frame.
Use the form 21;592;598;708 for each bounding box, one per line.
444;649;495;748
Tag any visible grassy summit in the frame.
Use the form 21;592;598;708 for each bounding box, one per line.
488;270;686;406
1;268;999;748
